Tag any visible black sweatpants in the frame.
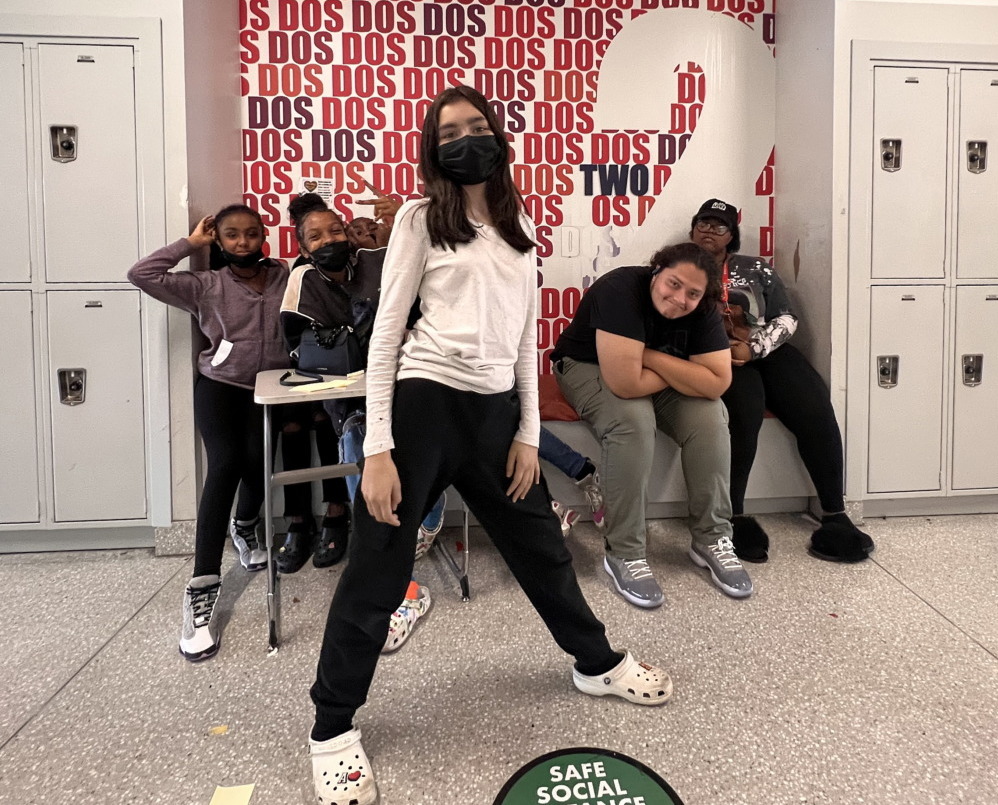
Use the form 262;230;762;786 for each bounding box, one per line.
192;374;271;577
721;344;845;515
310;378;618;732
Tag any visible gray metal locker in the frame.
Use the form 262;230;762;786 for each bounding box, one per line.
868;286;945;493
951;286;998;490
47;291;147;522
38;44;139;284
956;70;998;280
871;67;948;280
1;42;31;283
0;293;40;523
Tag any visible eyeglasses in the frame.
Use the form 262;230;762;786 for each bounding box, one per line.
695;220;730;235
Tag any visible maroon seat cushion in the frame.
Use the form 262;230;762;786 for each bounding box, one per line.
538;373;580;422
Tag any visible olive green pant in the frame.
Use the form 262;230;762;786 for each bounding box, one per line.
555;357;733;560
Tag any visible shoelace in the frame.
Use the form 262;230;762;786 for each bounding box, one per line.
711;537;743;570
189;584;220;626
624;558;654;580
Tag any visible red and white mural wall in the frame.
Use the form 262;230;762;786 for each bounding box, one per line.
240;0;776;373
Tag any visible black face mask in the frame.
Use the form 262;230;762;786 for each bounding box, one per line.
310;241;352;273
219;247;265;270
437;135;503;185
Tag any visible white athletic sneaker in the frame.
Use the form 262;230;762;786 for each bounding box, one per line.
310;727;377;805
230;517;267;571
179;575;221;662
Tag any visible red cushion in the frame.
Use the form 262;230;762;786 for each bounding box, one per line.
538;373;580;422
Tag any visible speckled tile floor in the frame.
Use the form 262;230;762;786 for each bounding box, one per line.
1;513;996;805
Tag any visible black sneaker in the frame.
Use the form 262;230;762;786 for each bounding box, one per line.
313;512;350;568
276;518;316;574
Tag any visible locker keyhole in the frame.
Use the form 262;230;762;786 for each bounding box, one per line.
880;139;902;172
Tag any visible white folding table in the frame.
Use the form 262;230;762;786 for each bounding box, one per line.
254;368;471;654
254;369;366;653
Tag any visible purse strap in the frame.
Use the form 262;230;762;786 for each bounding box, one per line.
279;369;324;387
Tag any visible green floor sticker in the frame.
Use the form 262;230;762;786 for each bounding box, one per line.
494;748;684;805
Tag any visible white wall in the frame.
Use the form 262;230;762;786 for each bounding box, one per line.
773;1;836;384
179;0;242;522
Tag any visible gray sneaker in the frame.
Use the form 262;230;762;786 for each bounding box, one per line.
230;518;268;571
689;536;754;598
603;555;664;609
180;575;221;661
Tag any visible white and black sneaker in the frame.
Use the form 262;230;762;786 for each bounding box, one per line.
230;517;267;571
179;575;221;661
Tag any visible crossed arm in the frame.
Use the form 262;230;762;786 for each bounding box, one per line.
595;329;732;400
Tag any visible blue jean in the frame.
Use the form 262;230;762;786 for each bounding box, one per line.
340;412;445;530
539;426;588;480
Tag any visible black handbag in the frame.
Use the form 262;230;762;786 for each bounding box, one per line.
280;323;364;386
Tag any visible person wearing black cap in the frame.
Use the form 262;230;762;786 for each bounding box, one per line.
689;198;875;563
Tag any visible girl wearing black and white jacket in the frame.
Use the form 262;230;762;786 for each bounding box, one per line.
689;197;874;564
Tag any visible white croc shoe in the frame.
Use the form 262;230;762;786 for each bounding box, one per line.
382;584;432;654
572;650;673;706
310;727;377;805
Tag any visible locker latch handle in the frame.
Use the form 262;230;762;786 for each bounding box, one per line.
877;355;899;389
57;368;86;405
50;125;78;163
967;141;987;174
962;354;983;387
881;139;902;172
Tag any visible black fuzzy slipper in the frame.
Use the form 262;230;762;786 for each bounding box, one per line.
731;515;770;563
809;515;874;563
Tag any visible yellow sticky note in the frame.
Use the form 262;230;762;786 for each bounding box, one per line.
292;378;356;393
207;724;229;736
208;783;255;805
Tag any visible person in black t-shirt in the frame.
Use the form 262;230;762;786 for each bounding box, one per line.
553;242;753;607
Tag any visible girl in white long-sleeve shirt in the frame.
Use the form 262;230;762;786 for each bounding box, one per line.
304;86;672;805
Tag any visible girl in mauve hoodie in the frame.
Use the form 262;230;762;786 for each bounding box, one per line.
128;204;289;662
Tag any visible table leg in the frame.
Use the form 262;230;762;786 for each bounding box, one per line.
264;403;281;652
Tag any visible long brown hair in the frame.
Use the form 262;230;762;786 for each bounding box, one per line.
418;85;535;254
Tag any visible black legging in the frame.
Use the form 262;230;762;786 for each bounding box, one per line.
721;344;845;515
192;374;270;577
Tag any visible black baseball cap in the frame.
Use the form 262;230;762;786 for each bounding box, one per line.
694;198;738;231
